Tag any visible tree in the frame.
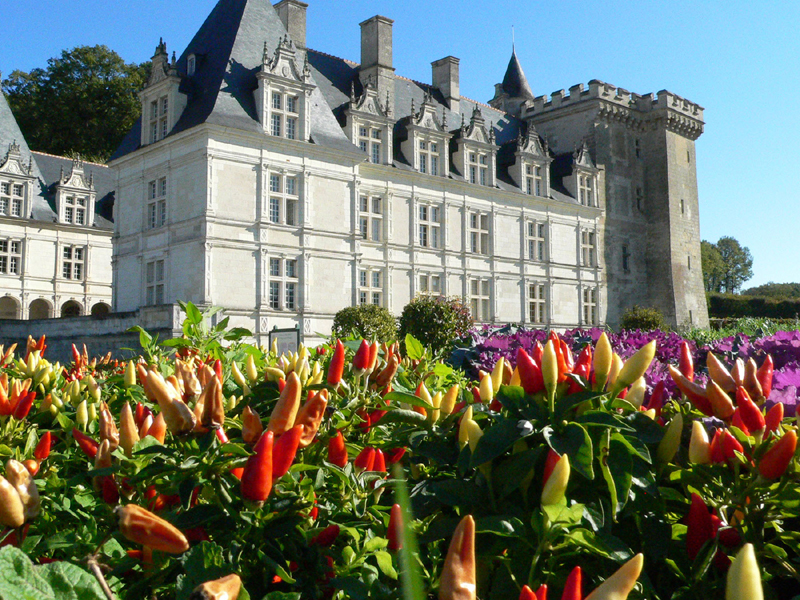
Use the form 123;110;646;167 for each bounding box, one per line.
2;46;148;162
741;282;800;299
716;236;753;293
701;240;725;292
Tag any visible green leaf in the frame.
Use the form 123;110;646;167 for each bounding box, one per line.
364;537;388;553
0;546;107;600
599;433;634;519
599;432;618;518
554;391;601;421
543;502;584;527
471;418;533;467
176;541;231;600
611;432;652;464
544;423;594;480
383;392;433;411
576;411;635;431
185;302;203;325
261;593;301;600
405;334;424;360
493;447;542;499
475;516;525;537
374;551;398;579
622;411;665;445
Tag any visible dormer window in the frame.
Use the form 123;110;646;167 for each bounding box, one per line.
469;152;489;185
419;140;441;175
0;183;24;217
345;81;393;165
525;165;543;196
257;36;314;144
0;143;34;219
139;39;187;147
579;175;594;206
357;127;383;164
187;55;196;77
63;196;87;225
568;140;600;207
453;106;497;187
510;127;550;197
400;93;450;176
55;159;96;227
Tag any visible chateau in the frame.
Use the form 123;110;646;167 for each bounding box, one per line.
0;0;709;346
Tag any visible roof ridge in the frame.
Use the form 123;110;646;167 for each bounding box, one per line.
31;150;109;169
307;47;359;68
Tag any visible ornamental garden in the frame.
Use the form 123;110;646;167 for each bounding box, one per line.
0;303;797;599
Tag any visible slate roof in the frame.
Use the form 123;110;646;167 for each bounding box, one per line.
0;93;114;229
111;0;358;161
501;50;535;101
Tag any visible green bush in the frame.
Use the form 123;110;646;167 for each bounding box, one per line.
398;295;473;354
331;304;397;341
619;305;667;331
708;292;800;319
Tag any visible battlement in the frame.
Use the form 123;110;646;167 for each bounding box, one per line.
523;80;704;124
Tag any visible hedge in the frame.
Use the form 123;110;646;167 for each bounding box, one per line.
707;292;800;319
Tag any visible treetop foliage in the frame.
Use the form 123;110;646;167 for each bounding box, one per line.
701;236;753;294
2;45;148;163
742;282;800;299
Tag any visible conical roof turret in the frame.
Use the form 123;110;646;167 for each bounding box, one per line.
501;49;534;100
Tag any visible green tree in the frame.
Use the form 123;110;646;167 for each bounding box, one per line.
716;236;754;293
701;240;725;292
2;46;148;162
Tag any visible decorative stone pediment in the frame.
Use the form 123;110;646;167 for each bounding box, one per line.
348;80;391;118
573;139;596;169
516;125;548;159
457;106;495;145
58;159;94;191
409;91;446;132
0;142;33;178
146;39;180;87
261;35;312;84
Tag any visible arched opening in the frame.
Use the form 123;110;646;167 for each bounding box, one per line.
91;302;111;318
29;299;52;320
61;300;82;318
0;296;20;320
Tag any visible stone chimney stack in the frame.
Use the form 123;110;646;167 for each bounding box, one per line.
274;0;308;50
432;56;460;111
359;15;395;113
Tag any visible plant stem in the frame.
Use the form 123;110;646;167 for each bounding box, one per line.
86;555;116;600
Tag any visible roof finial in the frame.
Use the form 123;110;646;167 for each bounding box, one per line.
350;81;356;102
512;25;515;53
410;98;415;117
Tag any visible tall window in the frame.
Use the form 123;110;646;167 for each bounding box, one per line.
359;268;383;306
268;173;299;226
268;257;299;311
528;283;546;324
359;195;383;242
63;195;88;225
0;182;23;217
583;288;598;325
146;259;165;305
148;177;167;229
270;91;299;140
469;152;488;186
579;175;595;206
358;126;383;164
635;187;643;211
469;212;490;255
419;140;439;176
149;95;169;143
581;230;597;267
469;278;491;323
527;222;546;261
418;204;441;248
525;164;543;196
418;273;441;297
0;240;22;275
62;246;85;280
622;244;631;273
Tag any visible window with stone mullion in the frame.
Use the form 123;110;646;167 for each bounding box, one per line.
270;90;299;140
469;152;488;186
525;163;543;196
469;278;491;322
147;177;167;229
146;259;165;305
0;239;22;275
469;212;490;255
359;268;384;306
579;174;595;206
583;287;598;325
268;257;298;311
528;282;546;324
418;138;440;176
527;221;546;261
418;204;441;248
0;182;24;217
358;125;383;165
268;173;299;226
581;230;597;267
359;195;383;242
62;245;85;281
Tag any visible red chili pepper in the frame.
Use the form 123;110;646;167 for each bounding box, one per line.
735;386;765;433
240;430;274;502
759;430;797;479
709;430;724;464
567;346;592;395
549;333;568;383
542;449;560;487
765;403;784;435
354;447;375;472
679;341;694;381
516;348;544;395
372;449;387;473
387;503;403;552
327;431;348;467
311;524;340;547
101;476;120;505
720;430;744;463
757;355;774;399
213;359;223;382
519;586;536;600
471;387;481;404
277;378;286;393
645;381;666;418
71;344;82;368
12;392;35;420
535;585;547;600
72;428;99;458
368;342;379;373
561;565;582;600
370;409;388;426
272;425;303;482
686;493;713;561
731;409;750;436
669;366;713;416
327;339;346;386
352;340;371;375
386;447;406;464
560;339;574;373
34;432;52;462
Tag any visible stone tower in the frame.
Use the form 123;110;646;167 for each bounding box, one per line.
492;71;708;329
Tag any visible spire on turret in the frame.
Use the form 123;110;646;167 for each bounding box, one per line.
500;49;534;101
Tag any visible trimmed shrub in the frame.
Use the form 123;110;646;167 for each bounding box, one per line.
620;305;667;332
708;292;800;319
398;296;473;354
332;304;397;341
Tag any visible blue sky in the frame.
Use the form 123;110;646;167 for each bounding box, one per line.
2;0;797;289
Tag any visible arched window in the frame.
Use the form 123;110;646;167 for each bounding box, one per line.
61;300;82;318
0;296;20;320
91;303;111;318
29;299;52;320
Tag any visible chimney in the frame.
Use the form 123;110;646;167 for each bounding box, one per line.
274;0;308;50
432;56;460;111
359;15;395;112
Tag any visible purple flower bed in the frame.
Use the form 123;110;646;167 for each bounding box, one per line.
468;326;800;415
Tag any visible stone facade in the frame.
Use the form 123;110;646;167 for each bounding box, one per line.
0;92;114;321
107;0;707;345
